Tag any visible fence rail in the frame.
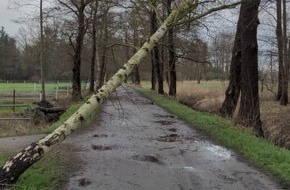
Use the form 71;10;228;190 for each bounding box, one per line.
0;104;33;127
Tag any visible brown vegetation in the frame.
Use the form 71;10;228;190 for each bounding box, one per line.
0;97;73;137
146;80;290;149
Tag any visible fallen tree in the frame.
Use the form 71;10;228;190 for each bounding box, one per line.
0;0;240;187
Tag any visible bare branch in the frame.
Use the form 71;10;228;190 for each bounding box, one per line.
175;1;241;26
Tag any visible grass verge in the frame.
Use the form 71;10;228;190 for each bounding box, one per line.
14;147;76;190
0;98;101;189
133;86;290;186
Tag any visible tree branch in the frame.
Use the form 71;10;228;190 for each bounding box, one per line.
175;1;241;26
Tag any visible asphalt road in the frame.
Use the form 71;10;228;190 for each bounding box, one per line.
62;86;284;190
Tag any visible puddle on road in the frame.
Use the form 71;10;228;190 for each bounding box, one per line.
93;134;108;138
205;145;232;159
156;134;182;142
155;120;176;125
78;178;92;187
183;166;198;172
91;144;113;151
132;155;160;163
168;128;177;132
191;141;232;159
153;114;175;119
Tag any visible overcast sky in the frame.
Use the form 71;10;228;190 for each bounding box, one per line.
0;0;22;37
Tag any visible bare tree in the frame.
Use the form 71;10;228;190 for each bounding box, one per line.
167;0;176;97
219;0;264;137
89;0;98;93
150;0;164;94
236;0;263;137
40;0;46;101
58;0;93;101
276;0;283;101
279;0;289;105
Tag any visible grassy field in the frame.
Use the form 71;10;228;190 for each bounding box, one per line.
133;85;290;187
0;82;72;93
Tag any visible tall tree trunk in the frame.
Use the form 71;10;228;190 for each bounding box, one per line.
155;46;164;94
134;66;140;84
277;68;283;100
97;46;107;90
89;1;98;93
151;52;156;90
150;4;156;90
167;0;176;97
133;25;141;85
280;0;289;105
219;7;243;117
151;0;164;94
96;14;108;90
237;0;264;137
40;0;46;101
124;29;130;84
72;1;86;101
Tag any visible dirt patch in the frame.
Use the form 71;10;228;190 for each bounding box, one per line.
91;144;112;151
132;155;160;163
156;134;182;142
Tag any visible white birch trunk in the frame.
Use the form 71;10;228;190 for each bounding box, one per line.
1;0;235;185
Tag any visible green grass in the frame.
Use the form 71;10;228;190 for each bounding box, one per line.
14;149;74;190
133;86;290;186
0;82;72;93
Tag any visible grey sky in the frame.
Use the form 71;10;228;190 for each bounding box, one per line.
0;0;21;37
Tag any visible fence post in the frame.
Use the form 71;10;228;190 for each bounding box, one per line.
13;90;16;113
55;86;59;100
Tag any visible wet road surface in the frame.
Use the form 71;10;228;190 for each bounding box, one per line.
63;86;284;190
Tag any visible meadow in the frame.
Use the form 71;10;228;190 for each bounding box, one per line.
0;82;71;93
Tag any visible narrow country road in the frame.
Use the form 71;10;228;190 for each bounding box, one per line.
62;86;283;190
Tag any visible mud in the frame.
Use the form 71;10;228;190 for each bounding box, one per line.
59;86;284;190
